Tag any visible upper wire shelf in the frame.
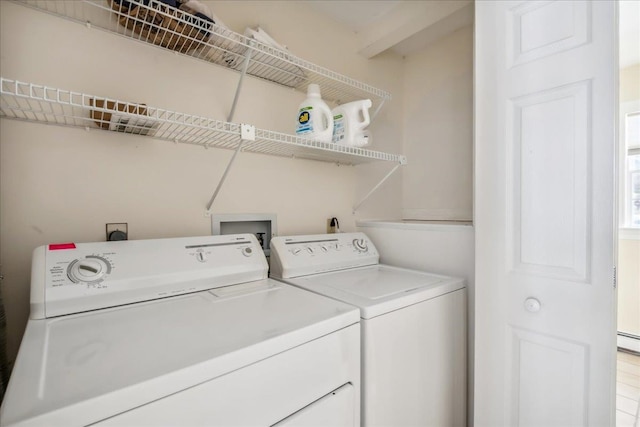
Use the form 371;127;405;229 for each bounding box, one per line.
0;78;406;166
14;0;392;110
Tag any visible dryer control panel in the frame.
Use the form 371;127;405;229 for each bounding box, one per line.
270;232;379;279
31;234;267;319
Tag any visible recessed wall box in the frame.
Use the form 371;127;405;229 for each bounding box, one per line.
211;214;277;256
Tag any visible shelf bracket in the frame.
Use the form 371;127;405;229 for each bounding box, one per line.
370;98;386;122
205;124;256;213
352;159;405;213
227;41;255;123
206;41;255;215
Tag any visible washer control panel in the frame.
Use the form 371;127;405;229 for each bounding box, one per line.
47;250;116;291
67;255;112;284
270;232;379;279
33;234;266;319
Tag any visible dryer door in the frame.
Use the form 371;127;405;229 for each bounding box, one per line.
273;383;355;427
92;325;360;426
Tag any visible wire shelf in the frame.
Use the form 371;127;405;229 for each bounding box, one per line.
14;0;392;110
0;78;406;166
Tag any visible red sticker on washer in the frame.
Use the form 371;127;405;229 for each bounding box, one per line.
49;243;77;250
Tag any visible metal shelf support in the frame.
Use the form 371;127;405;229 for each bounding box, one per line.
204;44;256;215
370;98;386;122
352;158;406;213
206;124;256;213
226;41;255;123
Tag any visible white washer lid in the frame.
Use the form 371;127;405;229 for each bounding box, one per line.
0;279;359;427
281;265;465;319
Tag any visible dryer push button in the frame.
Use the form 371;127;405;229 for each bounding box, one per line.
242;247;254;257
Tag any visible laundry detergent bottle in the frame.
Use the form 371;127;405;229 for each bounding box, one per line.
295;84;333;143
332;99;372;147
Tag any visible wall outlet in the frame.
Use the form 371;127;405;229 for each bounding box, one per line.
106;223;128;241
327;217;339;233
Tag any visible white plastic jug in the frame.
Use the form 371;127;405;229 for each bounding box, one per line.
295;84;333;143
332;99;372;147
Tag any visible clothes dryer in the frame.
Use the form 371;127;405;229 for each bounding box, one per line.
270;232;466;427
1;234;360;427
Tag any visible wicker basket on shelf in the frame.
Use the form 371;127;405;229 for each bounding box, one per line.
110;0;212;53
89;98;158;135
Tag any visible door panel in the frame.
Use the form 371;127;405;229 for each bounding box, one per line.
508;80;591;281
507;1;591;66
508;327;588;427
475;1;617;426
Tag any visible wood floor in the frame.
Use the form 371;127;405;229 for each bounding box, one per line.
618;351;640;427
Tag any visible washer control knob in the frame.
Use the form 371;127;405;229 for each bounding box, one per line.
242;247;253;257
68;257;110;283
77;260;102;277
320;245;329;252
196;251;207;262
353;239;368;252
291;248;302;256
306;247;314;254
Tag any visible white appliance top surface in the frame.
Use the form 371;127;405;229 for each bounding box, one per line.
325;266;443;299
281;264;465;319
270;233;465;319
3;282;359;426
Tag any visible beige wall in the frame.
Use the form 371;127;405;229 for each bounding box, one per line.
0;1;405;363
620;64;640;103
618;238;640;336
401;25;473;221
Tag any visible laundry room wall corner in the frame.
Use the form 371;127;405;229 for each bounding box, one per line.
401;25;474;221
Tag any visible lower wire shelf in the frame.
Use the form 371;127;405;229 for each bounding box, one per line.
0;78;406;167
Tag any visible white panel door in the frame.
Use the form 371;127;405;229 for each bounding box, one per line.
474;1;617;426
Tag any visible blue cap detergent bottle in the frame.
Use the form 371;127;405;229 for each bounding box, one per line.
295;84;334;143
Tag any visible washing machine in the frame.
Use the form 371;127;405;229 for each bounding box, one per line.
270;232;467;427
0;234;361;427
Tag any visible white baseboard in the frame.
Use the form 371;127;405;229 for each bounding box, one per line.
618;333;640;353
619;228;640;240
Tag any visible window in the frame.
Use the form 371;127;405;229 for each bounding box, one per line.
624;112;640;228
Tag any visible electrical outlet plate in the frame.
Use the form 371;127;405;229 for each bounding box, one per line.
327;217;339;233
106;223;128;241
327;218;334;233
